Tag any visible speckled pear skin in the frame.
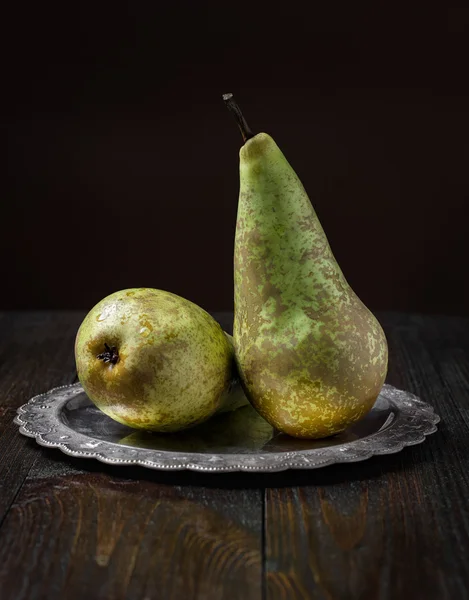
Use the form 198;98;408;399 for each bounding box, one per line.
75;288;246;432
234;133;388;439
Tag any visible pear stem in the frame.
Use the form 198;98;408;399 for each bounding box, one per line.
97;343;119;365
222;93;254;143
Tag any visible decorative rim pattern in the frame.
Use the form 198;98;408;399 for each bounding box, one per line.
14;383;440;473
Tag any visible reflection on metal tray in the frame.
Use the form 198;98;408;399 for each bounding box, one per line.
15;383;439;473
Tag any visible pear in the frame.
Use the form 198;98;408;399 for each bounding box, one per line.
224;94;388;439
75;288;247;432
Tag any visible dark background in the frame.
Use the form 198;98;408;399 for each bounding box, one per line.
4;3;469;315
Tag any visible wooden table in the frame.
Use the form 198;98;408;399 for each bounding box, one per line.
0;311;468;600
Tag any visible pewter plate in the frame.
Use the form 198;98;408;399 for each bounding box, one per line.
14;383;439;473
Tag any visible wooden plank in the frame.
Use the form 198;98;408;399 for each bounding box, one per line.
0;312;83;525
0;450;263;600
0;311;263;600
264;314;469;600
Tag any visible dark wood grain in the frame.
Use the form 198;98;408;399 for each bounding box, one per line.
265;312;469;600
0;466;262;600
0;311;262;600
0;312;83;525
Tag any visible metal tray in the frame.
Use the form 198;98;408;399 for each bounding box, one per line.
14;383;439;473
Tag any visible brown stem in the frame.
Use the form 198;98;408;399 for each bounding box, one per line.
97;343;119;365
222;93;255;143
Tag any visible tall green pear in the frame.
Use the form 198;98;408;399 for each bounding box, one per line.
224;94;388;439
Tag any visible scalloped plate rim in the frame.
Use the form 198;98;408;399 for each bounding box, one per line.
14;382;440;473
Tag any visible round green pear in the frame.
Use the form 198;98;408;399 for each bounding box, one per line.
75;288;246;432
